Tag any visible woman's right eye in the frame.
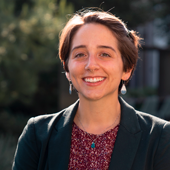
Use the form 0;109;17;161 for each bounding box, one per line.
75;53;85;58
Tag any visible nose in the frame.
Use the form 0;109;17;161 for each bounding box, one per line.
85;55;99;72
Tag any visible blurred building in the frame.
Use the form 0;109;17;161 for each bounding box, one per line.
130;19;170;97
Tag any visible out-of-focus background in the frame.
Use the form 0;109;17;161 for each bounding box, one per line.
0;0;170;169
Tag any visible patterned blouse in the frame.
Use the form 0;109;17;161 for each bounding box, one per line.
68;122;119;170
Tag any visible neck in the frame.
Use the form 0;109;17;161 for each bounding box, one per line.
74;95;121;134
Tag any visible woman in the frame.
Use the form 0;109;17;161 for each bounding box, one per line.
13;9;170;170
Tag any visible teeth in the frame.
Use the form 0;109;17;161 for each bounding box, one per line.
84;77;105;83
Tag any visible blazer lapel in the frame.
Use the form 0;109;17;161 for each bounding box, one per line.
109;97;142;170
48;101;79;170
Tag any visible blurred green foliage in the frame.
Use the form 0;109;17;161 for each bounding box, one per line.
0;0;73;107
0;1;73;168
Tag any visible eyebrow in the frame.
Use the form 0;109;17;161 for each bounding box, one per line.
71;45;86;52
71;45;117;53
97;45;116;53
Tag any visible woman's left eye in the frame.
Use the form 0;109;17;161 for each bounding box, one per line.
100;53;110;57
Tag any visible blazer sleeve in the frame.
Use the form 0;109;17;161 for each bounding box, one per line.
154;122;170;170
12;117;40;170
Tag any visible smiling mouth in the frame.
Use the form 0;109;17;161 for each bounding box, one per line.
84;77;105;83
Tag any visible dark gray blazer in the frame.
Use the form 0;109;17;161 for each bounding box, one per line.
13;97;170;170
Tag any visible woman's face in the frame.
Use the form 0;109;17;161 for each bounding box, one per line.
66;23;131;101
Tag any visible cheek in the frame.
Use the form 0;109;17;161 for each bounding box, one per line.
68;60;84;73
107;61;123;74
116;59;124;74
67;64;79;80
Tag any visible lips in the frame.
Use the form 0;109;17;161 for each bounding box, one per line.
83;77;105;83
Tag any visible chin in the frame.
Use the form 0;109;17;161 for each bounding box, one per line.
81;94;104;101
79;90;118;101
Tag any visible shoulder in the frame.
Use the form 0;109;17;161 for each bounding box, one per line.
12;102;78;169
29;100;79;127
135;110;170;138
136;112;170;169
135;111;170;169
136;110;170;157
27;109;65;131
13;112;65;170
136;110;170;130
26;109;64;130
18;109;66;149
23;100;79;142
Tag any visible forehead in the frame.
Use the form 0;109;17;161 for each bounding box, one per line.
70;23;119;49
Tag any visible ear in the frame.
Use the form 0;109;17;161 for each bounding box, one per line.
65;72;71;81
122;68;133;81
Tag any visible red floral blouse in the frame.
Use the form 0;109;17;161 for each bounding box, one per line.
68;122;119;169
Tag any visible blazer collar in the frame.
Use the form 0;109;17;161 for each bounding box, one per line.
48;97;142;170
119;96;141;134
48;100;79;170
108;97;142;170
55;100;79;131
